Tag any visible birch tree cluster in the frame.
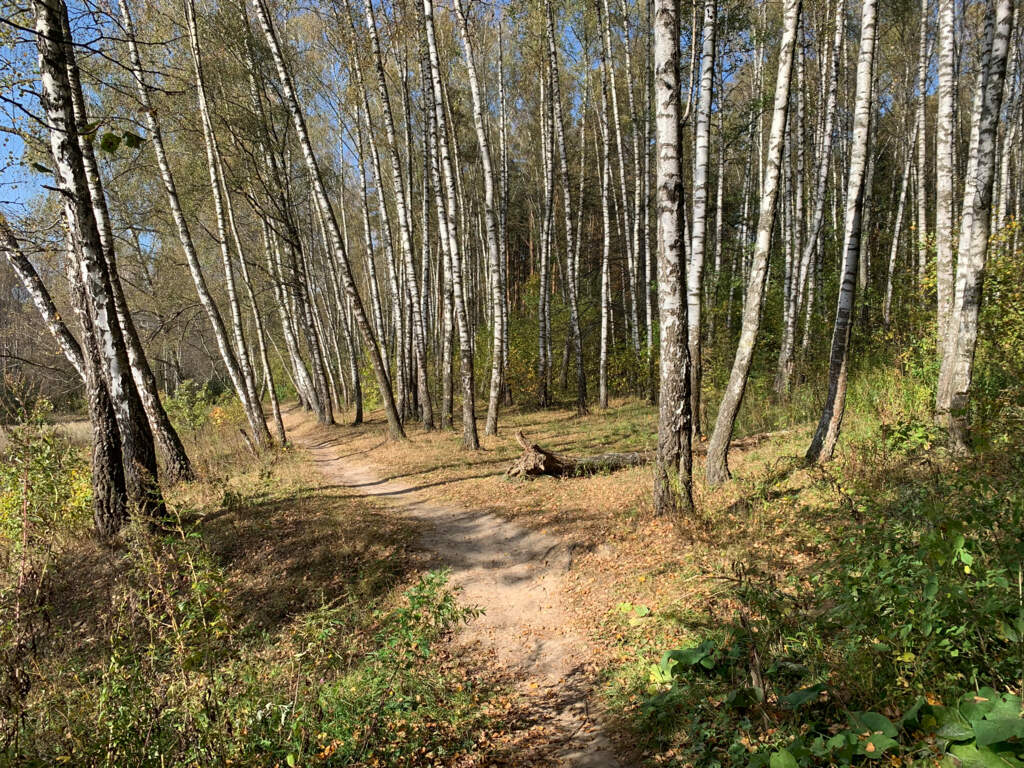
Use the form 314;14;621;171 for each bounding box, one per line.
1;0;1022;532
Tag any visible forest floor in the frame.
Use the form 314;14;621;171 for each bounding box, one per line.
282;398;839;766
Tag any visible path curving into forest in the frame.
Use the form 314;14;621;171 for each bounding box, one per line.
283;408;623;768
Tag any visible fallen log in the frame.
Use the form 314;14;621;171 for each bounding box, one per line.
505;426;802;479
507;430;651;479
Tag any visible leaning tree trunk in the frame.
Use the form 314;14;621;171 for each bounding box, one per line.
705;0;801;485
36;0;162;530
652;0;695;521
1;218;126;530
61;11;194;482
806;0;878;464
250;0;405;439
454;0;505;436
936;0;1015;453
121;0;272;447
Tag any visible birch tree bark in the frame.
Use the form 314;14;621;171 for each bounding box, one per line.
36;0;163;529
421;0;479;449
652;0;694;520
806;0;877;464
705;0;801;485
936;0;1015;453
454;0;505;435
361;0;433;429
250;0;405;439
688;0;715;436
934;0;956;351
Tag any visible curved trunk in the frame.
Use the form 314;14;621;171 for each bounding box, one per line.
705;0;801;485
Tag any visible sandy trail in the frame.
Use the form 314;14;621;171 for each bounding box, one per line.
284;409;623;767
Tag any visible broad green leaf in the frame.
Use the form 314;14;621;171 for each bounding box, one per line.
783;684;827;711
769;749;799;768
937;721;976;742
851;711;898;738
974;719;1024;748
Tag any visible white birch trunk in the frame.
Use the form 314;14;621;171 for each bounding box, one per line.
705;0;801;485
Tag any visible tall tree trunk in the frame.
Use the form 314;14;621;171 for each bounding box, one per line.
250;0;405;439
936;0;1015;452
688;0;716;436
806;0;878;464
37;0;162;528
454;0;505;436
705;0;801;485
546;0;587;413
421;0;479;449
598;33;613;410
652;0;695;521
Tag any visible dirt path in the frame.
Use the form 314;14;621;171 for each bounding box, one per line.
284;409;624;767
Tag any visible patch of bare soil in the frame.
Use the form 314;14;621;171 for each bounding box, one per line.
283;407;626;768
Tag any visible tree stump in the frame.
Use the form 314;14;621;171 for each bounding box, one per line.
506;431;650;479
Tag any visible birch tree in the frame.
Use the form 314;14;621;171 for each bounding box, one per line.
652;0;694;520
806;0;878;464
705;0;802;485
249;0;406;439
936;0;1016;453
453;0;505;435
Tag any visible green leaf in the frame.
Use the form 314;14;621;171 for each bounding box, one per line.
851;711;898;738
769;749;799;768
937;721;976;742
29;161;53;174
99;132;121;154
783;684;827;711
285;754;297;767
122;131;144;148
859;734;899;758
974;719;1024;748
949;742;1024;768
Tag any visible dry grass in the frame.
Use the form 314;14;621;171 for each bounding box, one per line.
297;397;849;679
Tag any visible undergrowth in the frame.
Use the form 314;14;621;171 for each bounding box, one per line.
0;400;498;767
